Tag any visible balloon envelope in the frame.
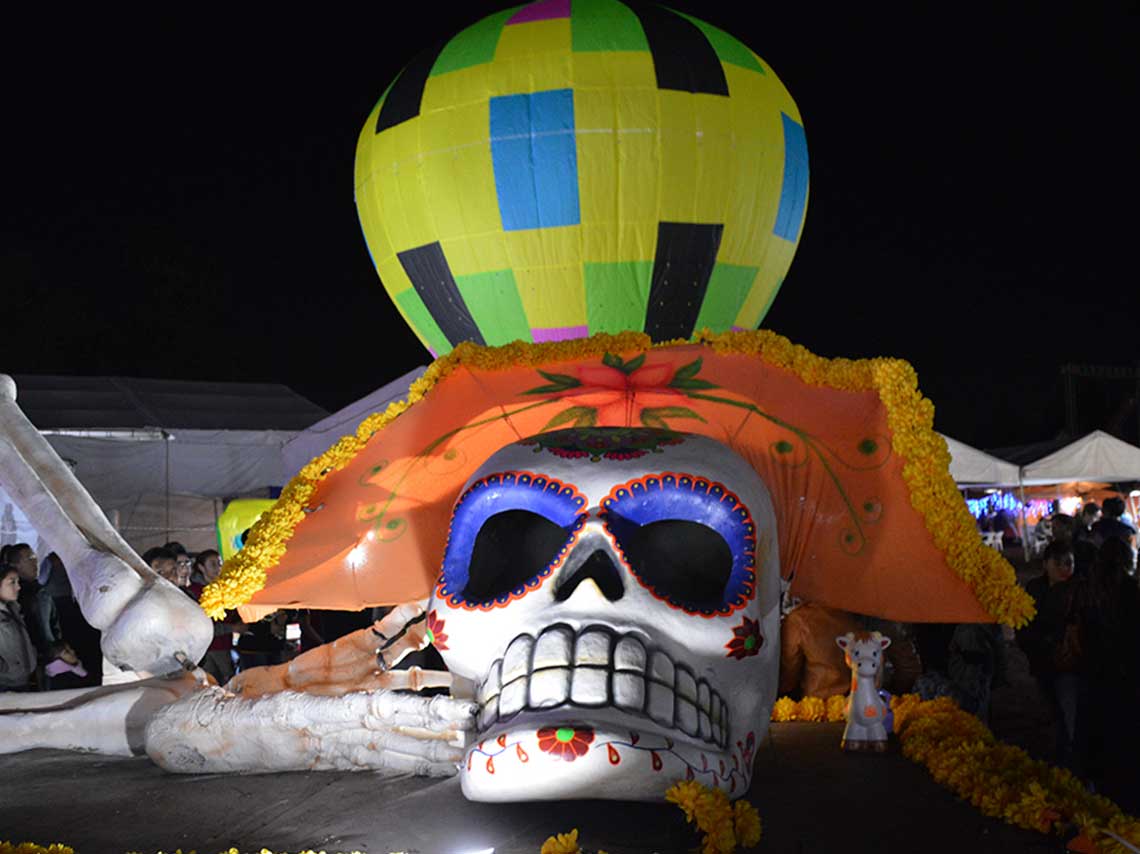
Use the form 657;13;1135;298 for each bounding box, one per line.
355;0;808;356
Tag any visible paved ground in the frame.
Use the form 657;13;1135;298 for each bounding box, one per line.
2;720;1061;854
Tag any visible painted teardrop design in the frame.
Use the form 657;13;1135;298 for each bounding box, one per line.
607;744;621;765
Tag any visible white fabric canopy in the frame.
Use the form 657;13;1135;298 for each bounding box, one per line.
2;374;329;556
1020;430;1140;486
940;433;1021;486
38;429;298;553
282;366;426;477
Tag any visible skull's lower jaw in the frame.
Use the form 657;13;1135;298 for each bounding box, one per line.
460;710;760;802
460;726;752;803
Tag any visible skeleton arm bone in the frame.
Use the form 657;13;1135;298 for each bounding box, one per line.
0;672;205;756
0;375;211;674
146;602;474;774
144;687;474;775
1;605;474;775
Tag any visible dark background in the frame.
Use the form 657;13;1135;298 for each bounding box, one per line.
3;3;1137;448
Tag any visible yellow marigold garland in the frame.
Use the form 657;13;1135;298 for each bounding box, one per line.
537;829;611;854
770;694;849;722
665;780;763;852
539;829;582;854
202;328;1033;626
771;694;1140;854
4;848;378;852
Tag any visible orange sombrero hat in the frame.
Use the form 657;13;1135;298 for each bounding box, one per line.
201;329;1033;628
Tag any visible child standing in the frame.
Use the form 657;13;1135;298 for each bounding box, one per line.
0;565;37;691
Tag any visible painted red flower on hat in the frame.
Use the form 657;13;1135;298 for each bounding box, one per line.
536;725;595;761
525;353;712;430
725;616;762;659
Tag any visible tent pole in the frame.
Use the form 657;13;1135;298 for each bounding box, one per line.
1018;473;1030;561
164;430;172;542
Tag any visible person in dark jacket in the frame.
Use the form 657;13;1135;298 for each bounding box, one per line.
0;565;37;691
1091;497;1137;549
1017;540;1086;772
1077;538;1140;799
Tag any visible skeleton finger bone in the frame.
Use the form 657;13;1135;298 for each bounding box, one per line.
224;621;436;699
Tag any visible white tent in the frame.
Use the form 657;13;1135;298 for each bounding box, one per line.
1019;430;1140;486
3;375;328;555
940;433;1021;486
282;366;426;477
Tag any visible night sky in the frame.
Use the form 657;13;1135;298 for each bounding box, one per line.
4;4;1137;449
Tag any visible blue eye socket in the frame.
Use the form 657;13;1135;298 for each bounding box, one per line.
601;473;756;617
439;472;586;610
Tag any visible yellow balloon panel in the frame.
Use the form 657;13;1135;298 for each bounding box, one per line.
356;0;808;355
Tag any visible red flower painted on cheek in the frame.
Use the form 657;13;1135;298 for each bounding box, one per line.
725;616;762;659
425;610;449;651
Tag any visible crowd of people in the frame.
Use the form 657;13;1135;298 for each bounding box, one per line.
0;540;379;694
1016;501;1140;801
1;543;90;691
778;495;1139;807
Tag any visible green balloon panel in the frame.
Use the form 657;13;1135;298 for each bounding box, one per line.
355;0;808;355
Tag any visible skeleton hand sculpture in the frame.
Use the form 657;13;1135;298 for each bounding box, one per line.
2;602;476;776
146;602;474;775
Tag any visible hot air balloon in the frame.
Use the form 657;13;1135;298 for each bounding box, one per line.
354;0;808;356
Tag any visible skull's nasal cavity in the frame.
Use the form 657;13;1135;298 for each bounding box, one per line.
554;549;625;602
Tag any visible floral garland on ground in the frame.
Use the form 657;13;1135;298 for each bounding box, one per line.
772;694;1140;854
540;781;762;854
771;693;849;722
201;328;1033;626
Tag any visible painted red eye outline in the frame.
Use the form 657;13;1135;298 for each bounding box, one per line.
436;471;586;611
600;472;757;617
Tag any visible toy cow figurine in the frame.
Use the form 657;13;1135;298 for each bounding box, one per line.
836;631;891;752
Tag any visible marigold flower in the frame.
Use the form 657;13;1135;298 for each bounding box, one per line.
665;779;705;823
825;694;848;722
771;697;797;722
734;800;763;847
540;828;580;854
798;696;826;722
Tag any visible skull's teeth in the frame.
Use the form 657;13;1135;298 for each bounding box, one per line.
574;629;611;667
613;671;646;710
499;678;528;718
528;666;571;708
570;666;608;705
614;636;647;671
532;626;573;670
501;635;533;686
475;624;728;748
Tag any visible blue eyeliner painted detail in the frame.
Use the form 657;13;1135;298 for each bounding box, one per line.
601;472;757;617
438;471;587;610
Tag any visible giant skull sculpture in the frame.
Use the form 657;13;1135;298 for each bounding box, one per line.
429;428;780;802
